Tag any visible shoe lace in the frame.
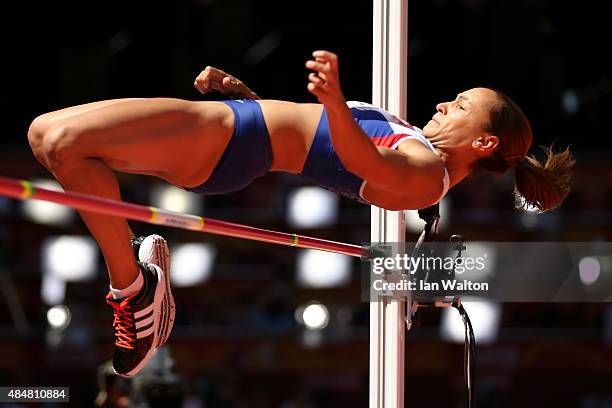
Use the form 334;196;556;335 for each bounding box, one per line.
106;293;137;350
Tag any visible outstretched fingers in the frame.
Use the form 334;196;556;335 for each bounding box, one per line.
305;50;344;105
312;50;339;71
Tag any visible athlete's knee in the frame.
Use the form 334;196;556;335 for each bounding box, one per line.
27;114;51;154
41;123;81;171
28;115;58;168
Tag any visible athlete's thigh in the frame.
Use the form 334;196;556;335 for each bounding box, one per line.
35;99;143;131
60;98;234;187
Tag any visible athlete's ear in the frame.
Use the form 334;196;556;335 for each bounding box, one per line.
472;134;499;156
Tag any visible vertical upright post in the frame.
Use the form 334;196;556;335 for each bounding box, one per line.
370;1;408;407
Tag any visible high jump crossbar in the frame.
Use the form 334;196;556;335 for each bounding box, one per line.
0;175;367;258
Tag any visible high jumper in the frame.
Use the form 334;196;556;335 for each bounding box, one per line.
25;50;574;377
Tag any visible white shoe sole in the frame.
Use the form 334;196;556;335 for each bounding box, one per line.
138;234;175;346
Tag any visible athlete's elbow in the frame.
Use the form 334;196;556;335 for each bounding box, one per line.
344;155;386;180
375;173;430;197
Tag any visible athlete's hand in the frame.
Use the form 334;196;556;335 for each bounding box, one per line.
194;66;260;100
305;50;346;107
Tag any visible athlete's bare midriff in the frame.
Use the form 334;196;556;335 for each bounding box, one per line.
256;100;323;173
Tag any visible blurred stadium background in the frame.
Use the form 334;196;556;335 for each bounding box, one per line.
1;0;611;406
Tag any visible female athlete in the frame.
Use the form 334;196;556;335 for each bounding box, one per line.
26;50;574;376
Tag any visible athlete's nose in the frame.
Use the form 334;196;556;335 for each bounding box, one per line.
436;102;448;115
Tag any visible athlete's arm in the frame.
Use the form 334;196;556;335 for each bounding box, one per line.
194;66;260;100
305;50;443;197
370;141;445;199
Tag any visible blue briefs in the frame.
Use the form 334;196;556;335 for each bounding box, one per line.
184;99;272;195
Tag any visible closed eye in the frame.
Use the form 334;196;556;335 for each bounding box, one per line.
455;94;470;111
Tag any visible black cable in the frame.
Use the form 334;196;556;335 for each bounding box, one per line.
454;303;476;408
417;205;475;407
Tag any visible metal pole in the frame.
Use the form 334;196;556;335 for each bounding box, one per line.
370;0;408;407
0;175;366;258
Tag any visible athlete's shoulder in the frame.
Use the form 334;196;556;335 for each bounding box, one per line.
346;100;376;109
346;101;417;129
346;101;389;114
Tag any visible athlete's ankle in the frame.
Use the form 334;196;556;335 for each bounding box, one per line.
109;266;144;299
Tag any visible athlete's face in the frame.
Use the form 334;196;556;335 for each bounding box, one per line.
422;87;499;160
